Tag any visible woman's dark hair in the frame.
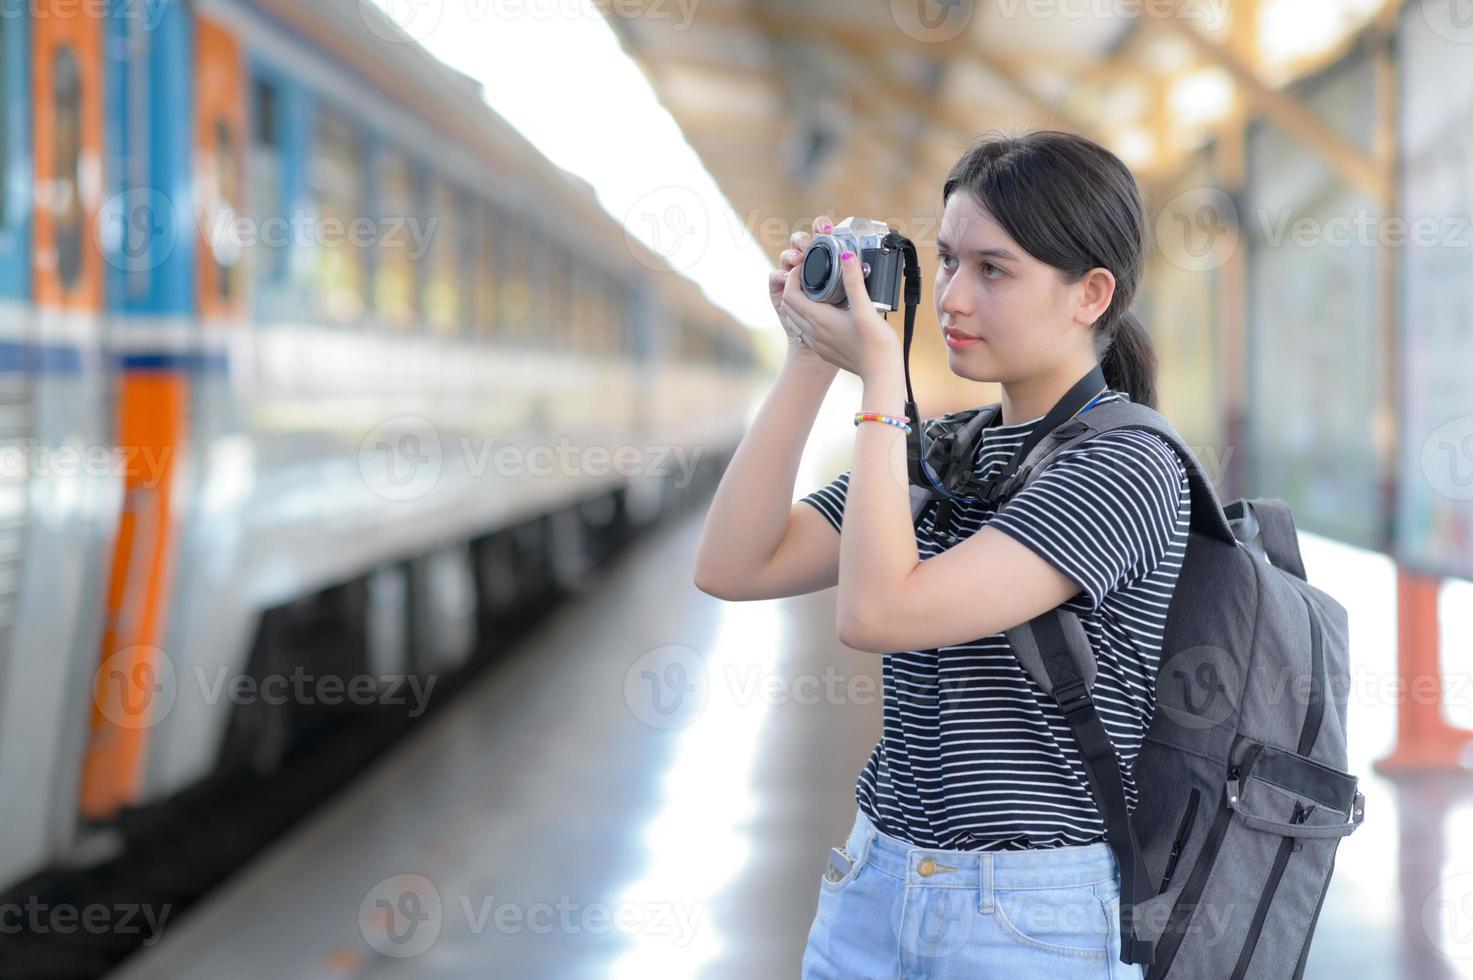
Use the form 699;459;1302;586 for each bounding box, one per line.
941;129;1158;409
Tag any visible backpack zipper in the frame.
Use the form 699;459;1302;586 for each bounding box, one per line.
1227;801;1311;979
1151;740;1254;975
1296;593;1326;755
1158;786;1201;894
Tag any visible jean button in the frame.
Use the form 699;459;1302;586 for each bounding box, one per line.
918;858;937;877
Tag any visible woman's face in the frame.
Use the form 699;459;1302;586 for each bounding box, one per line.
933;191;1106;384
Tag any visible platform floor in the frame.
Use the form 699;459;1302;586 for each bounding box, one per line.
109;508;1473;979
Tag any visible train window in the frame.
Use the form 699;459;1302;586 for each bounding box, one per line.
474;203;497;337
254;78;278;146
250;77;286;294
0;18;7;229
615;282;632;356
686;319;714;363
605;280;619;356
581;271;600;355
500;216;530;344
593;273;613;356
53;46;83;294
611;278;627;357
423;180;461;335
566;248;585;352
376;148;419;328
456;192;476;338
566;250;581;350
592;271;609;355
211;118;241;303
609;278;627;357
310;106;366;322
565;248;582;350
528;222;555;348
587;266;604;355
549;242;571;349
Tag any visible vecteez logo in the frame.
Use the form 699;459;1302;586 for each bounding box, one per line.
359;416;444;502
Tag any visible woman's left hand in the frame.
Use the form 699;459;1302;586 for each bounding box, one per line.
778;248;901;379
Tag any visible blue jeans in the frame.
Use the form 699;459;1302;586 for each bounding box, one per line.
801;806;1147;979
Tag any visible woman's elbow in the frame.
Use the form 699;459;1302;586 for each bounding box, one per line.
837;608;887;653
692;535;730;597
694;565;729;599
694;564;752;601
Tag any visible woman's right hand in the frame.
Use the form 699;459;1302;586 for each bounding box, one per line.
770;215;834;359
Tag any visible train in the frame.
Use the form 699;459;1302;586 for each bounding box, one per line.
0;0;762;894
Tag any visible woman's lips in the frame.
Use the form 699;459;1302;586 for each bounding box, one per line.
944;327;982;350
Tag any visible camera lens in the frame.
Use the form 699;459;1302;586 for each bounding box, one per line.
802;243;833;293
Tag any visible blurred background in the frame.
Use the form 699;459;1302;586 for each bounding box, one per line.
0;0;1469;976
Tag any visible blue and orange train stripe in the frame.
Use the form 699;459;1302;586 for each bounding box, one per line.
76;1;243;819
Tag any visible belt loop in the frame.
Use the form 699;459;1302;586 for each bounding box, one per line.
979;852;994;913
860;822;875;868
854;814;875;870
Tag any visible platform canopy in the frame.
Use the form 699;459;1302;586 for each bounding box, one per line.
604;0;1397;237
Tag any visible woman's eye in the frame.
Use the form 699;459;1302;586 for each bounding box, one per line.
980;262;1005;279
939;254;958;272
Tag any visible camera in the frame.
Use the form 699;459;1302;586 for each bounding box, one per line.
800;216;904;312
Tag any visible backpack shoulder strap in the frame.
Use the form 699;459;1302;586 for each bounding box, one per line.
1024;607;1159;965
1002;399;1237;546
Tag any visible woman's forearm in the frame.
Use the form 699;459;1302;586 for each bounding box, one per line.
836;353;917;643
693;351;838;592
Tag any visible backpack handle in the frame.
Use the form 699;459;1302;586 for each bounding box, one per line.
1225;783;1364;837
1225;499;1307;581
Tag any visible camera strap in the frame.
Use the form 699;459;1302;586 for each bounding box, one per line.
883;230;926;477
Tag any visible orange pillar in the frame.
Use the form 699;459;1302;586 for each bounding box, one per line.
1374;567;1473;774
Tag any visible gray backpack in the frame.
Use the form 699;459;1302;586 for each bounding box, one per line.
907;396;1366;977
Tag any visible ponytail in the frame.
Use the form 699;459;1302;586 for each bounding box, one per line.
1096;309;1158;410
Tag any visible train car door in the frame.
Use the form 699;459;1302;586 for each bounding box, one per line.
1;0;113;883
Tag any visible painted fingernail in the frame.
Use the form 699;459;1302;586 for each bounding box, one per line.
841;250;855;261
821;222;832;232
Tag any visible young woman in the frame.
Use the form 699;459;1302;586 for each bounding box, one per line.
693;130;1190;978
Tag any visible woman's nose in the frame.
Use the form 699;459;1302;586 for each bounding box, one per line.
937;273;970;318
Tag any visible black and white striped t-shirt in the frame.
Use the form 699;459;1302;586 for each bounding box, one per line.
801;390;1191;851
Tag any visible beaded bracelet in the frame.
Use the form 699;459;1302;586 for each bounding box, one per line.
854;411;912;433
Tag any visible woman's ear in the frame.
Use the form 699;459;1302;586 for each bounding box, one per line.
1074;267;1116;328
